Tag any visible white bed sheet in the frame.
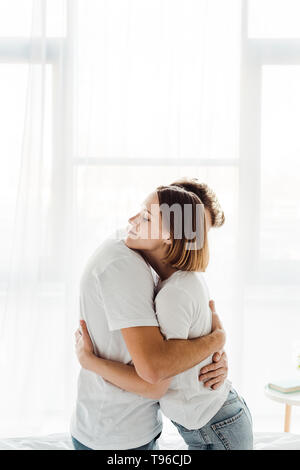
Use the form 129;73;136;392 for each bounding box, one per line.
1;427;300;450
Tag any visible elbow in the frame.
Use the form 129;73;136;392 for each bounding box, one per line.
146;380;170;400
136;367;161;385
146;369;163;385
135;361;164;385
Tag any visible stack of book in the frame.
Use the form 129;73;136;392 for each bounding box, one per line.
268;379;300;394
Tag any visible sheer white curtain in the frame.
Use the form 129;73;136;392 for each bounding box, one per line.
0;0;78;436
1;0;299;439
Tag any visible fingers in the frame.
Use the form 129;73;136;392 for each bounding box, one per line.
74;329;81;342
212;350;227;364
200;361;221;374
212;351;221;362
220;350;228;362
215;352;227;369
200;358;226;376
74;321;87;342
202;376;226;389
80;320;91;344
80;320;89;336
209;299;216;314
211;379;224;390
199;367;226;383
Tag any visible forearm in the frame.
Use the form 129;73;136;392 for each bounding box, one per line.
85;354;168;399
150;330;225;383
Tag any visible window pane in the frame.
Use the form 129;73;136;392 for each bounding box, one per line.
77;0;240;160
0;0;66;37
260;66;300;261
0;64;53;282
248;0;300;38
46;0;66;37
0;65;28;282
0;0;33;36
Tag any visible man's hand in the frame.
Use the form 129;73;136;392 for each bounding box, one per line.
198;300;228;390
199;350;228;390
75;320;95;369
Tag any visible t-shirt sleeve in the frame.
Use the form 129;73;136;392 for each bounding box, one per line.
154;286;194;340
97;256;159;331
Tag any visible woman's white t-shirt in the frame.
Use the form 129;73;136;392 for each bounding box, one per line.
155;270;232;430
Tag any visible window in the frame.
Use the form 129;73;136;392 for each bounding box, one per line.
2;0;300;435
248;0;300;38
240;0;300;284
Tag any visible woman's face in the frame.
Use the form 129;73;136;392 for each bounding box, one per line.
125;191;170;252
125;190;212;253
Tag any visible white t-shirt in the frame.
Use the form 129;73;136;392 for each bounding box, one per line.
70;237;162;450
155;270;232;430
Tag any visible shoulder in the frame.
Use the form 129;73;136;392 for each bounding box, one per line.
158;271;198;296
86;237;150;274
80;237;153;289
155;273;195;307
98;239;154;288
155;271;209;310
154;274;196;336
175;271;208;296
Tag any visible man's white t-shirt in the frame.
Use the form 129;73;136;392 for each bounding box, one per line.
155;270;232;430
70;238;162;450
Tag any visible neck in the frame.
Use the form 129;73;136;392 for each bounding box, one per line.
140;247;177;281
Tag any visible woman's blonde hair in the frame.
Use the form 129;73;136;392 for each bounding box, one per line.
156;185;209;272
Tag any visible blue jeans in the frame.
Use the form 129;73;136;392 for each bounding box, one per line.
71;432;161;450
172;388;253;450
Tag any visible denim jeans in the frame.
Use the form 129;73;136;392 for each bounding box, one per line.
71;432;161;450
171;388;253;450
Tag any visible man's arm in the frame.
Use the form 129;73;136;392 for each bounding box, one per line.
198;301;228;390
121;314;225;384
99;256;226;386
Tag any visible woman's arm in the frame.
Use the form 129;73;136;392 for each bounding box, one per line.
85;355;171;400
75;320;171;400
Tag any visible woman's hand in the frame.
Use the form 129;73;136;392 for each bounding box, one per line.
75;320;95;370
210;300;223;332
209;299;226;352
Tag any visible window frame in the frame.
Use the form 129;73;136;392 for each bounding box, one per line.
239;0;300;285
